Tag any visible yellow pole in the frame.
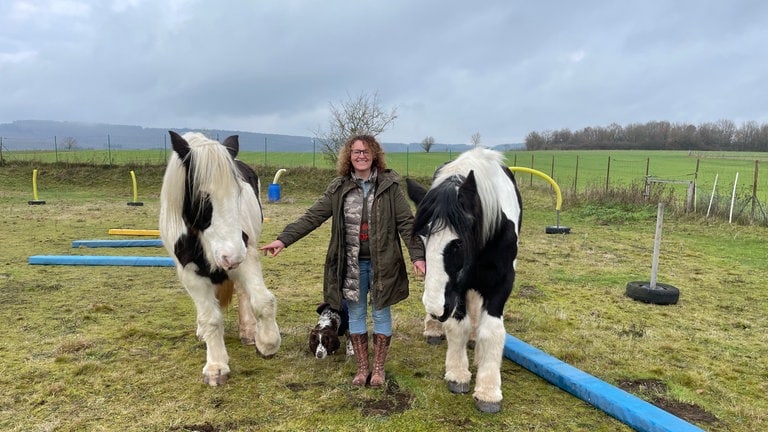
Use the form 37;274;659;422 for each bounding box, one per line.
130;170;139;202
109;229;160;236
127;170;144;206
509;166;562;211
29;169;46;205
32;169;39;201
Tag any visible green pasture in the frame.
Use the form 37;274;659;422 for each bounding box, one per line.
0;163;766;431
6;148;766;197
6;148;767;226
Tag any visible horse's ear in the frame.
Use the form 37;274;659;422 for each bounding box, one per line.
169;131;190;160
458;170;481;217
222;135;239;159
406;178;428;205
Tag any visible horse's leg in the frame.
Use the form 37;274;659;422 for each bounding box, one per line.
467;290;482;349
233;251;281;357
423;314;444;345
237;288;256;345
472;309;505;413
180;269;229;386
443;315;472;394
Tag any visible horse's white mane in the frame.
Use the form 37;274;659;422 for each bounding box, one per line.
182;133;241;199
159;132;261;248
433;147;511;243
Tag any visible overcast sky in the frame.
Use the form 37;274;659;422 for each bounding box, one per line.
2;1;767;145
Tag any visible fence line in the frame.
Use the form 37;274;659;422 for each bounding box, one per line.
2;139;765;225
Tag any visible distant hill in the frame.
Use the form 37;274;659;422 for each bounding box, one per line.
0;120;524;153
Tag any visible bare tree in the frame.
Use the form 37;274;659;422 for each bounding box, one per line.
470;132;482;147
525;119;768;151
420;136;435;153
736;120;760;151
62;136;78;151
525;131;546;150
314;91;397;165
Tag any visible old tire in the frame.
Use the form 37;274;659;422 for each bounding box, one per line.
545;225;571;234
625;281;679;305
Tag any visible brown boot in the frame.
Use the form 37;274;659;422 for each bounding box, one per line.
349;333;369;386
369;333;391;388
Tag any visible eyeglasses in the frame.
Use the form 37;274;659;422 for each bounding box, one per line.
352;149;370;157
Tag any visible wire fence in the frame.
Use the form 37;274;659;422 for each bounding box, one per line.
0;134;474;168
2;134;766;225
512;152;768;226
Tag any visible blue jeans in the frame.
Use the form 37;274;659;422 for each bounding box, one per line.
347;260;392;336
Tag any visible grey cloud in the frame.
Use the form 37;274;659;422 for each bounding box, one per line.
1;0;767;145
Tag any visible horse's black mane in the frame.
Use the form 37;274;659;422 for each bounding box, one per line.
181;155;214;232
413;175;475;246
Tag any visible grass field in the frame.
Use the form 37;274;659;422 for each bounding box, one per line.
6;148;767;203
6;147;767;228
0;157;767;431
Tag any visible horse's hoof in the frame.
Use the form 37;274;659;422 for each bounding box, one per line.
426;336;443;345
466;340;476;350
203;371;229;386
256;347;277;360
447;380;470;394
240;336;256;346
474;398;502;413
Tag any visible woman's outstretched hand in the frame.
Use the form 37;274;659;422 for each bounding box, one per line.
413;259;426;279
259;239;286;257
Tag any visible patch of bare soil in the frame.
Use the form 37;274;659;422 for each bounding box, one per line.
356;376;414;417
617;379;718;425
516;285;544;298
285;382;310;392
169;422;216;432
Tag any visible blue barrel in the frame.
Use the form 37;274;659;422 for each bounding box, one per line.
268;183;281;202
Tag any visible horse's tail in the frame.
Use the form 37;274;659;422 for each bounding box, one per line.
216;279;235;308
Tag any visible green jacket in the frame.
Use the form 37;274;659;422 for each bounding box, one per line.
276;169;424;310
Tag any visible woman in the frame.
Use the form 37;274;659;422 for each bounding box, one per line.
260;134;426;387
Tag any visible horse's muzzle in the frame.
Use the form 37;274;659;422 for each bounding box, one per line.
217;254;243;271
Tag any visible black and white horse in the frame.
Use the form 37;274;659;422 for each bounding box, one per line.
406;147;522;413
159;131;281;386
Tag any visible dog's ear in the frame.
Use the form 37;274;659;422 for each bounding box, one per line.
316;303;330;314
330;315;340;330
309;330;319;352
328;333;340;354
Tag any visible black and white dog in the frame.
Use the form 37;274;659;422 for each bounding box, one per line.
309;301;352;359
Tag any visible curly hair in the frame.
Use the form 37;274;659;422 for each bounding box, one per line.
337;134;387;176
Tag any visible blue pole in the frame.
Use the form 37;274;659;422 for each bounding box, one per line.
29;255;174;267
72;239;163;248
503;334;704;432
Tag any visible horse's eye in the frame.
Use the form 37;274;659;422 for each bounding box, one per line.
447;239;463;254
443;239;464;275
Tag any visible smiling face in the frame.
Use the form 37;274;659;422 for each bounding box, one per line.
350;139;373;178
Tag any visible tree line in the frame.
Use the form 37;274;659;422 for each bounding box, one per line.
525;120;768;151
